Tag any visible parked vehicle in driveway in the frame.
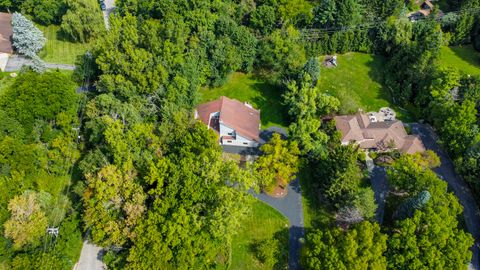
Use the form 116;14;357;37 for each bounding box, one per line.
100;2;106;10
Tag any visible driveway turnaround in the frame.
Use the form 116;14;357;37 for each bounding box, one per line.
251;179;305;270
412;123;480;270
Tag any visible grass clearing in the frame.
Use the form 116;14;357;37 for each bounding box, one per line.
230;199;289;270
438;45;480;76
38;25;92;65
200;72;288;128
317;52;412;121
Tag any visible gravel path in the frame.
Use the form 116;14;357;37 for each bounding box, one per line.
251;179;305;270
412;123;480;270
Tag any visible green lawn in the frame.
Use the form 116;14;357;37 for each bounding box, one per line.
230;199;289;270
316;52;412;121
37;25;92;65
438;45;480;76
200;72;288;128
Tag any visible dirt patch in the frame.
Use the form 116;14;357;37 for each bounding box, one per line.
265;185;288;198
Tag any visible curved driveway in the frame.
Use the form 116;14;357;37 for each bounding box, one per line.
251;179;305;270
412;123;480;270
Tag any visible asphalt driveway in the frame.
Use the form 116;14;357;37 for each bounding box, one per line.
74;241;105;270
369;164;388;224
412;123;480;270
5;55;75;71
251;179;305;270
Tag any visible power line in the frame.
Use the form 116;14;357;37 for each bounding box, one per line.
300;6;480;40
41;51;93;255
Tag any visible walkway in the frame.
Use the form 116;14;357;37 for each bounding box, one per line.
365;154;388;224
251;179;305;270
412;123;480;270
74;241;105;270
5;55;75;71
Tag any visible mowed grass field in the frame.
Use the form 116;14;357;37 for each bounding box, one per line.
438;45;480;76
37;25;92;65
230;200;289;269
316;52;412;121
199;72;288;128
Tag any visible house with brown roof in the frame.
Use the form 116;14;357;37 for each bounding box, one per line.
0;12;12;71
195;96;261;147
334;112;425;154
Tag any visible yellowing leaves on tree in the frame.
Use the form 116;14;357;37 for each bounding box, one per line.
254;133;300;192
4;191;49;249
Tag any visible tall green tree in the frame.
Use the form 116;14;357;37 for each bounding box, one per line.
254;133;300;192
387;195;474;269
60;0;104;43
314;143;363;205
258;26;307;80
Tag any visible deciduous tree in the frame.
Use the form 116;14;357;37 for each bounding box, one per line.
254;133;300;191
304;221;388;270
4;191;49;249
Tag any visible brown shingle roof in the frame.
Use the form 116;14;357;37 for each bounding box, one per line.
0;13;12;54
334;112;425;154
196;96;261;141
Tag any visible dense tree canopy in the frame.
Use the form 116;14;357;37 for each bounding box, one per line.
60;0;104;43
303;221;388;270
2;0;478;269
0;70;82;269
0;71;78;133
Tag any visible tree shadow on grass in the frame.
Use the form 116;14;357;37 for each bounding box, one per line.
249;227;289;270
250;81;289;128
449;46;480;68
366;55;416;122
299;166;335;231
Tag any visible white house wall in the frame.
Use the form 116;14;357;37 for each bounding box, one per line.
219;122;258;147
219;123;235;137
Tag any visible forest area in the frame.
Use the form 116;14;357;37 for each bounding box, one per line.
0;0;479;269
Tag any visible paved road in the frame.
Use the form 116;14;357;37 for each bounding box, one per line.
74;241;105;270
412;123;480;270
366;154;388;224
103;0;116;29
5;55;75;71
251;179;305;270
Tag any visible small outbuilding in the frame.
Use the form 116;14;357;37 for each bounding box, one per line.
322;55;337;68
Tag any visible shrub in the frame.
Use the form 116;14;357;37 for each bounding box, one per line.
255;238;279;267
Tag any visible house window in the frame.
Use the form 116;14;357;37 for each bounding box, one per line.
243;142;248;145
228;132;233;135
227;140;232;143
